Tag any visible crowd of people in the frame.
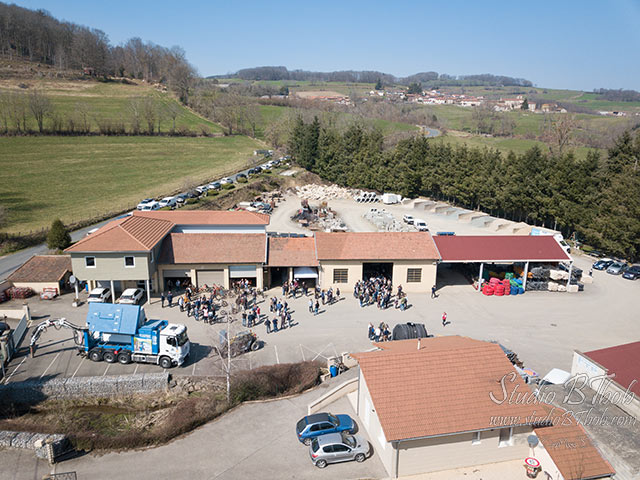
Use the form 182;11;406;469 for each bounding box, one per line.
353;276;409;311
367;322;392;342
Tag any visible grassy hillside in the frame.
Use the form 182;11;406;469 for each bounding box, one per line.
0;135;262;234
0;78;222;134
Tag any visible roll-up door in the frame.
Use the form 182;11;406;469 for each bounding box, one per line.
229;265;257;278
196;270;224;286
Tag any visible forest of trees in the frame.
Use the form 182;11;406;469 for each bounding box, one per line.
221;66;532;88
0;2;196;101
593;88;640;103
289;117;640;260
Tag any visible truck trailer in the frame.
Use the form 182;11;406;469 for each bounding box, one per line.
30;303;190;369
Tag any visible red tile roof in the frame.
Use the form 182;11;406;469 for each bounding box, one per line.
583;342;640;397
133;210;270;225
158;233;266;264
352;336;542;441
8;255;71;282
65;216;174;253
535;407;615;480
315;232;439;261
267;237;318;267
433;235;570;262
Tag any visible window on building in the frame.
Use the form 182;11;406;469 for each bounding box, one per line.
498;427;513;447
472;431;481;445
407;268;422;283
125;256;135;268
333;269;348;283
85;256;95;268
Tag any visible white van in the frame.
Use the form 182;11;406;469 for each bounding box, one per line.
403;214;415;225
414;219;429;231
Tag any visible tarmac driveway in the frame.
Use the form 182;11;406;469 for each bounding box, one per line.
34;370;386;480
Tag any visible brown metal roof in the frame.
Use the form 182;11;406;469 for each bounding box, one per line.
583;342;640;398
8;255;71;283
158;233;266;264
132;210;270;225
65;216;174;253
352;336;542;442
433;235;570;262
267;237;318;267
315;232;439;261
535;407;615;480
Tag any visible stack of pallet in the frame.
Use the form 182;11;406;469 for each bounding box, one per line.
7;286;34;299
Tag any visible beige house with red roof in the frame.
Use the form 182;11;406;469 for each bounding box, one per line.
315;232;439;293
351;336;614;479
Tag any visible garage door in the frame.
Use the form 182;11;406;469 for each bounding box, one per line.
229;265;257;278
196;270;224;287
163;269;190;279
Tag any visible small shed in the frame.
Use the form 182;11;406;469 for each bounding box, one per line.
8;255;72;294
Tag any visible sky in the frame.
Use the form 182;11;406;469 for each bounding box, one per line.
10;0;640;91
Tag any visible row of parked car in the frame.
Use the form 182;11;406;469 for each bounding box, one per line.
135;157;288;211
402;214;429;232
296;412;370;469
87;287;145;304
592;258;640;280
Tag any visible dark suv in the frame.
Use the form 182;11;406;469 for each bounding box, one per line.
622;265;640;280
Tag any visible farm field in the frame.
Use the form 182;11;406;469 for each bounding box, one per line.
0;78;222;134
215;77;377;95
0;135;262;234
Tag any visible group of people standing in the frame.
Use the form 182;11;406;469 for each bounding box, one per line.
265;296;293;333
353;276;409;311
367;322;391;342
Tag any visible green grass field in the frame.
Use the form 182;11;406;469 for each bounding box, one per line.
0;135;262;233
0;79;222;134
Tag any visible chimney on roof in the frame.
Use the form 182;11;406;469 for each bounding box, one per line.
417;338;421;350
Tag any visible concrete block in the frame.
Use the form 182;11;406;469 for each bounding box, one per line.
581;274;593;284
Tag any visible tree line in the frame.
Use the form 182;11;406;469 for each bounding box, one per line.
593;88;640;103
0;89;208;136
0;2;196;102
288;117;640;260
219;66;532;88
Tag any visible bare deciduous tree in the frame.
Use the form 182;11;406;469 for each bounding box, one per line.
128;98;142;134
165;101;181;134
546;113;577;155
28;89;53;133
140;96;157;134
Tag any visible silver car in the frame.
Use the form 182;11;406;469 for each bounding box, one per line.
309;432;370;468
606;262;626;275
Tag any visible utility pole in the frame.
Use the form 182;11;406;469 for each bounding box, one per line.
226;312;231;403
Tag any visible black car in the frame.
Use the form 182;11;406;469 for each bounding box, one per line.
622;265;640;280
236;173;247;180
247;168;257;175
592;259;613;271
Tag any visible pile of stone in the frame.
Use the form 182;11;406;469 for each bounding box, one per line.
295;184;357;201
363;208;411;232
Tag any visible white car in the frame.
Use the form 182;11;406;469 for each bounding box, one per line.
403;214;415;225
136;198;154;210
414;219;429;232
117;288;144;305
158;196;177;208
220;177;233;185
139;201;160;211
195;185;209;194
87;287;111;303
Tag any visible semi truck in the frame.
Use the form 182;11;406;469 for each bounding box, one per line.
30;303;190;369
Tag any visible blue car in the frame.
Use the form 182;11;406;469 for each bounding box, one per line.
296;413;355;445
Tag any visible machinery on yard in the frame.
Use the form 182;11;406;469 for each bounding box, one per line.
29;303;190;368
213;329;261;358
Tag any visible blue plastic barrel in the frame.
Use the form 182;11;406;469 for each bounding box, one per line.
330;365;338;377
518;287;525;294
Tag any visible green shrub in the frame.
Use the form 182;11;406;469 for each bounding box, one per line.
237;177;248;183
222;183;235;190
47;219;71;250
206;190;219;196
262;169;272;174
158;206;172;211
186;198;199;205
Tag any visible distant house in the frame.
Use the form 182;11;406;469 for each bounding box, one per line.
351;336;614;479
8;255;72;294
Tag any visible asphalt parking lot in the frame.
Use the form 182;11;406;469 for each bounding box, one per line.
3;251;638;386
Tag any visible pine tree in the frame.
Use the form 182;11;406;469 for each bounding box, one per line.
374;78;383;90
521;98;529;110
47;219;71;251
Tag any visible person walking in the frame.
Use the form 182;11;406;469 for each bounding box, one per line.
431;285;437;299
314;300;319;315
442;311;448;327
160;292;166;308
308;298;313;313
273;316;279;332
178;295;185;312
265;317;271;334
336;287;340;300
167;291;173;308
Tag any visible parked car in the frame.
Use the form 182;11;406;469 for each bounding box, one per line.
402;214;415;225
116;288;144;305
296;413;355;445
136;198;154;210
87;287;111;303
139;201;160;211
414;219;429;232
309;432;370;469
622;265;640;280
220;177;233;185
208;181;221;190
247;168;258;175
175;194;188;204
592;259;613;271
236;173;247;180
158;196;177;208
195;185;209;194
606;262;626;275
